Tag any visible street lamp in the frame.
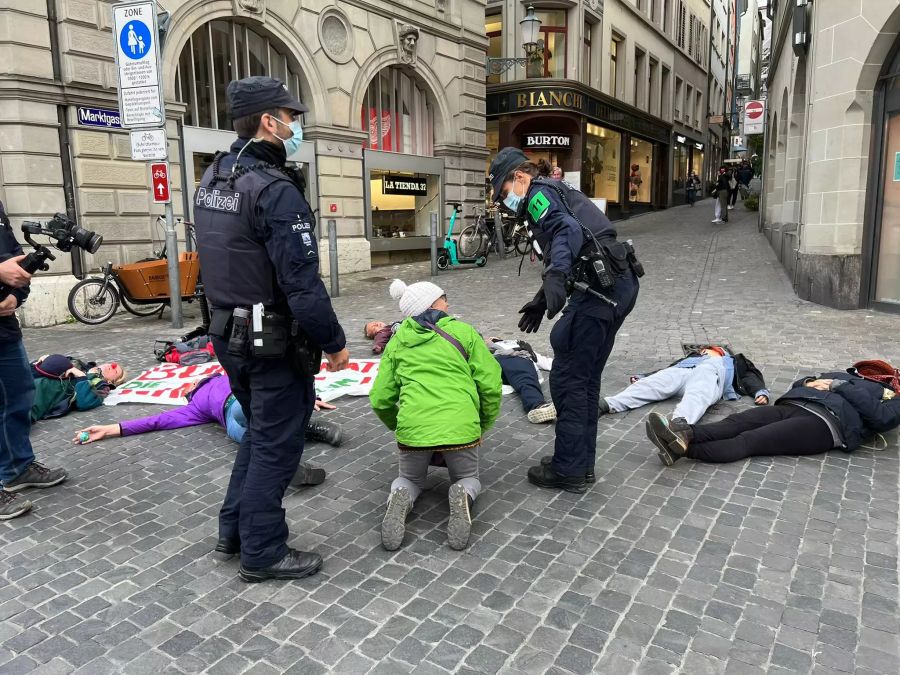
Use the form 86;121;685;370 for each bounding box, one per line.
485;6;543;76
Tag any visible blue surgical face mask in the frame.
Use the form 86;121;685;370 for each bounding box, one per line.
502;179;525;212
272;116;303;156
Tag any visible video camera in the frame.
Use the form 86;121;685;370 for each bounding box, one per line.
0;213;102;298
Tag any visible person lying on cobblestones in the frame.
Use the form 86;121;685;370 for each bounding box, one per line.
646;367;900;466
30;354;126;423
364;319;400;354
370;279;502;552
485;336;556;423
71;373;341;488
601;346;769;424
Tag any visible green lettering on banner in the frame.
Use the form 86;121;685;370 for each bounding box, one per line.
528;191;550;222
894;152;900;182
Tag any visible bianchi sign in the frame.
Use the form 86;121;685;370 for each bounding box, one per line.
523;134;572;149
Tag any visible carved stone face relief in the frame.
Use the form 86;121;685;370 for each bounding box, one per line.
397;23;419;65
233;0;265;18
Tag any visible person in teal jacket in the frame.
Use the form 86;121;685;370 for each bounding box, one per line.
370;279;502;552
30;354;125;423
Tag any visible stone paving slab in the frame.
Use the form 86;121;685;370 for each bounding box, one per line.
4;203;900;674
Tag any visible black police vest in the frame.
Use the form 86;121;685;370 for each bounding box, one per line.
192;154;290;309
531;178;617;241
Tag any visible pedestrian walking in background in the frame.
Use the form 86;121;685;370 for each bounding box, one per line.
685;171;700;206
713;167;730;223
370;279;501;552
727;168;739;209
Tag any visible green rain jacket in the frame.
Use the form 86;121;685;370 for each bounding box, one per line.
369;311;502;448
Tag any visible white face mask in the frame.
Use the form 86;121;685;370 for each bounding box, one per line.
270;116;304;155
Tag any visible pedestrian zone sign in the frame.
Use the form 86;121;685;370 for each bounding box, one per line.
112;1;164;128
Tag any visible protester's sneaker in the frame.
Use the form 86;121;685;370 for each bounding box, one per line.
0;490;32;520
382;488;411;551
446;483;472;551
290;462;326;487
645;413;691;466
306;419;343;447
527;402;557;424
540;455;594;483
727;205;734;210
239;548;322;583
3;462;67;493
711;219;723;223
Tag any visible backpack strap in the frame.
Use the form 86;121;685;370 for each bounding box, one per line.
423;322;469;361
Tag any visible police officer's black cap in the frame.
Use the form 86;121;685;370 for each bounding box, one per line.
488;147;529;202
227;76;309;119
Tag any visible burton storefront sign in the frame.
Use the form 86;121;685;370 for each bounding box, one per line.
523;134;572;149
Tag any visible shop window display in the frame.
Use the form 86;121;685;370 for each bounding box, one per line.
629;138;654;203
369;170;440;239
583;124;621;203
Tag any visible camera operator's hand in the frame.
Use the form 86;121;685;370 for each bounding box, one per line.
0;255;31;288
0;294;18;317
518;290;547;334
325;347;350;372
542;270;567;320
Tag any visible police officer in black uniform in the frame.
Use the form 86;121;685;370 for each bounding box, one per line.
193;77;349;582
488;148;641;493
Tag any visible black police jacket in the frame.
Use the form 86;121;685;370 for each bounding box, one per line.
193;139;345;354
0;200;29;343
519;178;617;278
776;372;900;451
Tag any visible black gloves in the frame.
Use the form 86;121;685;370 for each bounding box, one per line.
543;270;567;319
518;290;546;334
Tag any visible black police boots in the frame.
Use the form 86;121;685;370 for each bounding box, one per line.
239;548;323;583
527;464;587;494
540;455;595;483
290;461;326;487
646;413;693;466
306;419;343;447
215;537;240;556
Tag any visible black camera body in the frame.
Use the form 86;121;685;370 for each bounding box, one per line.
0;213;102;298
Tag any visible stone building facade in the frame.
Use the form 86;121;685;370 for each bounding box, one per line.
762;1;900;311
0;0;488;325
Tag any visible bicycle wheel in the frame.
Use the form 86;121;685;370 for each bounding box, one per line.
514;230;531;256
67;279;119;325
120;293;165;317
457;225;487;259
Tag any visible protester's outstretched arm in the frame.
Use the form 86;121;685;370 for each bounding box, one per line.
73;424;121;444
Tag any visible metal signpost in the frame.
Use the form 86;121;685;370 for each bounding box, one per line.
112;0;182;328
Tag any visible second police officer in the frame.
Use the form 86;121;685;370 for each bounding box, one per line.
488;148;642;493
193;76;349;582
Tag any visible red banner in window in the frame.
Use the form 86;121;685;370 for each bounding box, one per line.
363;108;396;151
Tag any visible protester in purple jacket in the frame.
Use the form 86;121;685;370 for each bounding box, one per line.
72;374;342;486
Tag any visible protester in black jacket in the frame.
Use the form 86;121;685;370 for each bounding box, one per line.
712;167;730;223
646;369;900;466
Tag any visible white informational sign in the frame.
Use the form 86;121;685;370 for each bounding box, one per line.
112;1;164;128
591;198;608;214
130;128;167;160
743;99;766;135
104;360;382;407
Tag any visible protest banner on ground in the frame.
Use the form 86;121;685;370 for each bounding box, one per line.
104;359;380;406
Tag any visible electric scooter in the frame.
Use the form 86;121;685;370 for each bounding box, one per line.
436;203;487;270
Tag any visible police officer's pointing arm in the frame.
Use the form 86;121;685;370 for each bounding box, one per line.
256;182;346;355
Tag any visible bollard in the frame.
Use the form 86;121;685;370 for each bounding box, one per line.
430;211;438;277
327;219;339;298
163;202;183;329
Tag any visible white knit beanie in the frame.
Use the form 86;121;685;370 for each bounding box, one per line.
390;279;445;317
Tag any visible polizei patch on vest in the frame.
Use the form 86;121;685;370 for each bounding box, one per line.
195;187;241;213
527;191;550;222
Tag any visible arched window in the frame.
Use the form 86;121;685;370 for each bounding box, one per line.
175;20;304;129
361;67;434;155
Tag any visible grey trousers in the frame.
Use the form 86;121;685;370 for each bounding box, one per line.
605;363;724;424
391;449;481;503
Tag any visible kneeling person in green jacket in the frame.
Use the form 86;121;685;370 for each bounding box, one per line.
370;279;502;552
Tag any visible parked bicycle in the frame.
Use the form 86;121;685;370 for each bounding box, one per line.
67;219;209;326
457;208;530;259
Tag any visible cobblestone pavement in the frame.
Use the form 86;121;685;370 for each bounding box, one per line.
6;202;900;675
